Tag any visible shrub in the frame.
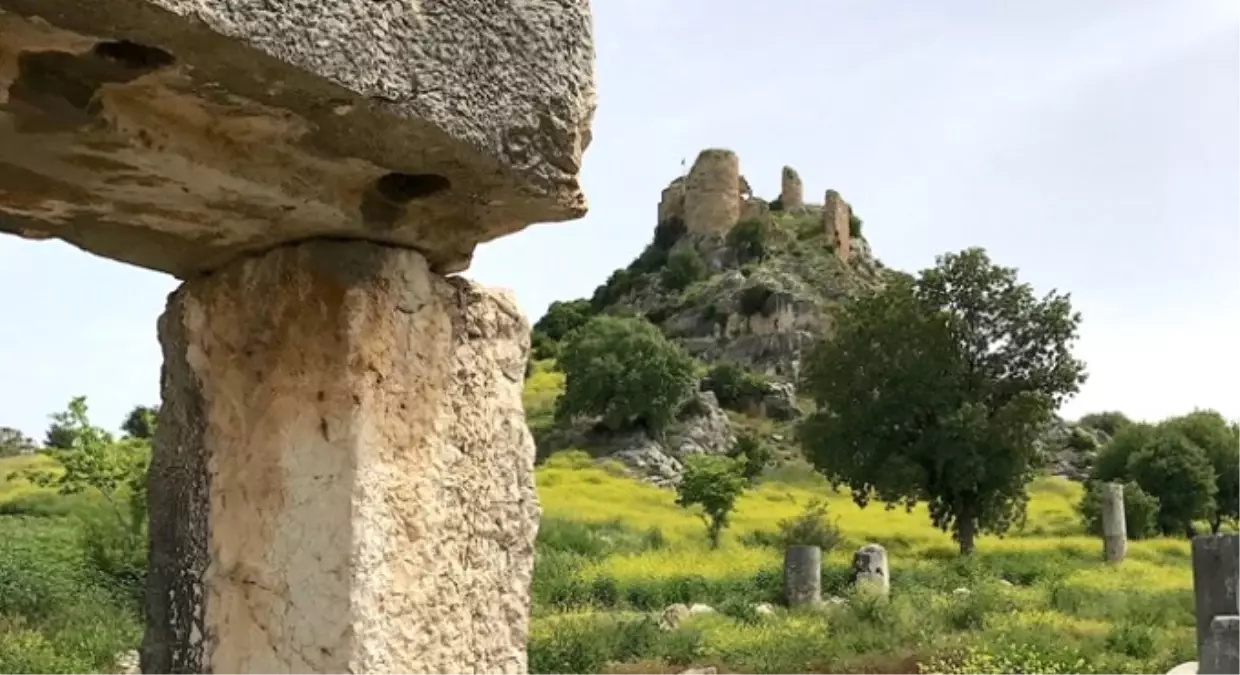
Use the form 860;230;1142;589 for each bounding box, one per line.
653;216;687;251
555;316;697;435
534;299;595;342
775;499;842;553
848;213;863;238
1077;480;1160;540
591;268;639;310
661;247;708;292
1077;411;1132;438
702;362;769;411
1126;428;1217;536
676;455;747;548
530;330;559;361
727;218;769;264
728;435;772;482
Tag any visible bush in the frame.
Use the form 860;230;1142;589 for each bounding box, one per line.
728;435;772;482
702;362;769;411
1126;428;1217;536
774;499;842;553
1077;411;1132;438
591;268;639;310
727;218;769;264
534;299;595;342
1078;480;1160;540
555;316;698;435
848;213;863;238
661;247;708;292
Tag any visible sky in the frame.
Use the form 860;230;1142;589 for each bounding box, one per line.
1;0;1237;438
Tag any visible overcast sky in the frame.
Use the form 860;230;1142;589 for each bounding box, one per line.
1;0;1237;438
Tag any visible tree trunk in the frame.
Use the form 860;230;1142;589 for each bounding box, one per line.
1211;515;1222;535
1186;523;1198;539
957;515;977;556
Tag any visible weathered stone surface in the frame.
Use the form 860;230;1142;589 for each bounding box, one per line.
0;0;595;276
1167;661;1198;675
660;603;691;631
683;148;739;235
1202;615;1240;675
760;381;801;421
665;390;736;458
1102;482;1127;563
658;176;686;225
783;545;822;608
144;240;539;673
851;543;890;595
1192;534;1240;667
823;189;851;262
779;166;803;210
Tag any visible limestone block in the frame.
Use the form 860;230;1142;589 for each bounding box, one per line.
779;166;803;210
1202;615;1240;675
1192;534;1240;666
143;240;539;674
783;545;822;607
683;149;739;235
1102;482;1127;563
658;176;686;224
0;0;596;275
823;189;852;262
851;543;890;595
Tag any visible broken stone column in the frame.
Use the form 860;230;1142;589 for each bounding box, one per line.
1102;482;1127;563
684;149;741;235
783;545;822;608
1202;615;1240;675
851;543;890;596
779;166;804;210
0;1;595;673
1192;534;1240;669
823;189;853;262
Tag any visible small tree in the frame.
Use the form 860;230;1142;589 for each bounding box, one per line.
661;247;708;292
728;434;772;482
676;454;747;548
799;248;1087;555
555;316;698;435
727;218;769;264
1077;411;1132;438
0;426;36;457
1091;422;1156;483
15;397;150;544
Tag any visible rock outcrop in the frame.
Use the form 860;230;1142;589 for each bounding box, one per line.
823;189;852;262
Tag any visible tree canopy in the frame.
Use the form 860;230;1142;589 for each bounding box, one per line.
555;315;698;435
676;454;747;549
799;247;1087;554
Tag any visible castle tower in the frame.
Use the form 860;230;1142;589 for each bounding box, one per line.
683;149;741;235
780;166;804;210
657;176;686;224
823;189;852;261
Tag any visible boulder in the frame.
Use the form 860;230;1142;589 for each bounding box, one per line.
761;381;801;420
666;391;737;457
851;543;890;595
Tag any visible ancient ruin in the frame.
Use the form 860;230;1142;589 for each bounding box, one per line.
823;189;853;261
0;0;596;672
683;148;740;235
779;165;804;210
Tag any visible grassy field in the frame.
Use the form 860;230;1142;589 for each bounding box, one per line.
1;392;1200;674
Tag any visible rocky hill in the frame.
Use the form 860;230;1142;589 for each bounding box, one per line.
529;147;1103;485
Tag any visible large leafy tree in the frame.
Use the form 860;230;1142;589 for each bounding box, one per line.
1124;427;1217;537
555;315;697;435
121;405;159;440
1161;410;1239;534
800;248;1087;555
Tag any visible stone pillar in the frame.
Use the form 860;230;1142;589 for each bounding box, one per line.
1202;615;1240;675
779;166;804;210
1102;482;1127;563
684;149;741;235
658;177;687;225
1192;534;1240;667
852;543;890;595
144;241;538;673
783;545;822;608
823;189;852;262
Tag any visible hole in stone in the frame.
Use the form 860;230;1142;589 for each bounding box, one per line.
92;40;175;70
374;172;451;203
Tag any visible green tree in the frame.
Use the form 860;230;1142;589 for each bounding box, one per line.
676;454;747;548
14;397;150;545
534;299;596;342
1162;410;1240;533
555;316;698;435
727;218;769;264
728;434;772;482
1125;427;1217;537
799;248;1087;555
702;361;769;411
121;405;159;440
1077;411;1132;438
661;247;708;291
0;426;36;457
1091;422;1157;483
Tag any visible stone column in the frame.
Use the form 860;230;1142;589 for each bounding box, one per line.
779;166;804;210
852;543;890;596
684;149;741;235
823;190;853;262
144;241;539;673
1202;615;1240;675
1102;482;1127;563
1192;534;1240;667
783;545;822;608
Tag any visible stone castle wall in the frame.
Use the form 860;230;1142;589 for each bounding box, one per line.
683;149;740;235
823;189;852;261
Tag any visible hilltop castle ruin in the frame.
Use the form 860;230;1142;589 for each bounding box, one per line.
656;149;857;262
